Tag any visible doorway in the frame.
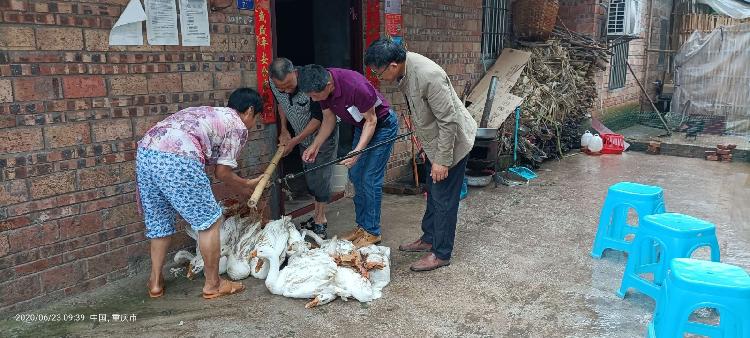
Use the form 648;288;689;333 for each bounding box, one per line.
273;0;362;216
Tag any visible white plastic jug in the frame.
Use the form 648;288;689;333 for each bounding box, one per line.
581;130;593;149
588;134;604;153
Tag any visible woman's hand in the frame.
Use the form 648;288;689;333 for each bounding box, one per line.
278;129;291;146
282;137;299;157
245;175;263;190
302;144;320;163
340;152;359;168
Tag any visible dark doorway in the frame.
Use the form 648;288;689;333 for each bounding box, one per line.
273;0;361;216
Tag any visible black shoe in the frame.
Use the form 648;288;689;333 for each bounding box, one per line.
300;217;314;230
312;223;327;239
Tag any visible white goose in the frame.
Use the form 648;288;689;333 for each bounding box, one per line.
249;217;292;279
303;230;356;257
357;245;392;296
252;241;338;308
226;220;263;281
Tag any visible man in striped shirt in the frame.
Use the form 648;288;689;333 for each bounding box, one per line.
269;58;338;238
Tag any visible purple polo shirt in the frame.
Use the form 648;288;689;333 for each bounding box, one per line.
319;68;391;128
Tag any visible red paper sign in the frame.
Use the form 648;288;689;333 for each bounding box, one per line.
254;4;275;124
385;13;402;36
365;0;380;87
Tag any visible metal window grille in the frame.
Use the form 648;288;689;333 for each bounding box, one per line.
609;41;629;89
481;0;510;68
607;0;627;34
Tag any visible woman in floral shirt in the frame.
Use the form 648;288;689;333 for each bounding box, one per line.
137;88;262;300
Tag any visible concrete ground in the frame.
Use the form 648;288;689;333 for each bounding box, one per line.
2;152;749;337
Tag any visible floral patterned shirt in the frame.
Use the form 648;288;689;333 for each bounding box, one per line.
138;106;248;168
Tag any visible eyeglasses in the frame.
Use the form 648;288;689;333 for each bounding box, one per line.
370;66;388;79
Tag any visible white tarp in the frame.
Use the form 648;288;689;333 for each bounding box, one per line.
673;22;750;134
696;0;750;19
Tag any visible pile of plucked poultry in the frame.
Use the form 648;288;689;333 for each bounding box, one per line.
503;27;608;166
173;203;391;308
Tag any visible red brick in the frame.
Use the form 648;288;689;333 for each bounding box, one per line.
86;247;127;278
36;27;83;50
109;75;147;95
12;77;61;101
77;162;135;190
8;222;60;254
40;261;85;292
182;72;214;92
0;216;31;232
0;180;28;205
0;79;12;103
14;255;63;276
147;73;182;93
0;0;27;11
83;29;110;51
0;234;8;257
58;212;102;240
45;122;91;148
132;115;164;138
0;25;36;50
6;196;56;216
62;242;108;264
100;202;138;229
91;118;132;142
62;76;106;98
215;71;242;89
29;171;76;199
0;274;41;307
0;128;44;154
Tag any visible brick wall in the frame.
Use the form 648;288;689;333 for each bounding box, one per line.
0;0;268;313
558;0;654;116
380;0;484;182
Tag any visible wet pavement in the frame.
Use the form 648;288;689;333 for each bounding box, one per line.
2;152;748;337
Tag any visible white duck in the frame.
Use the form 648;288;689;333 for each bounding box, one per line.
174;249;228;279
252;241;338;308
333;265;378;303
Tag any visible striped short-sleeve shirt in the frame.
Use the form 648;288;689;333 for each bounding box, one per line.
269;79;322;148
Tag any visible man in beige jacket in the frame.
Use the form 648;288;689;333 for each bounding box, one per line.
365;38;477;271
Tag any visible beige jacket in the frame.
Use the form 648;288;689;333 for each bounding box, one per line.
398;52;477;168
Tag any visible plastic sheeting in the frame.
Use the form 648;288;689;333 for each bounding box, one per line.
673;22;750;134
697;0;750;19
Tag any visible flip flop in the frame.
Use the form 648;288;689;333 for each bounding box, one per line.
202;279;245;300
147;277;165;298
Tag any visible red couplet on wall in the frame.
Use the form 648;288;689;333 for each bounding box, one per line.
385;13;402;36
254;1;275;124
365;0;381;87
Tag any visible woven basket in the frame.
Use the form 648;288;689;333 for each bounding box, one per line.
512;0;560;41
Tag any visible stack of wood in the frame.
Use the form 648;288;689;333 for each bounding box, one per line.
705;144;737;162
502;26;609;165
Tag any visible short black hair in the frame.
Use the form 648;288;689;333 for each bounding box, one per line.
227;88;263;115
297;64;330;93
270;58;294;81
365;38;407;68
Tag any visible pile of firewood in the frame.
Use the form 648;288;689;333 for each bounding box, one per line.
500;26;609;166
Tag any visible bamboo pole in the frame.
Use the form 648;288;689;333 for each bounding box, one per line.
626;61;671;135
247;145;286;209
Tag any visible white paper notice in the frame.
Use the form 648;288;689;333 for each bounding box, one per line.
145;0;179;45
179;0;210;46
109;0;146;45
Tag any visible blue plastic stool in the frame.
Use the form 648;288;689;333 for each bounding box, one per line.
618;213;720;299
647;258;750;338
591;182;666;258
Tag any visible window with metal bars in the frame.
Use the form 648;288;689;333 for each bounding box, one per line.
609;41;629;89
481;0;510;66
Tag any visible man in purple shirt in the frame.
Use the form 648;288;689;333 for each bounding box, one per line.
297;64;398;247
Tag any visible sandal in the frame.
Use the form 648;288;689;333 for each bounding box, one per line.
147;277;165;298
202;279;245;300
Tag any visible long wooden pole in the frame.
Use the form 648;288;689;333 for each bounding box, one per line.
247;145;286;209
626;61;672;135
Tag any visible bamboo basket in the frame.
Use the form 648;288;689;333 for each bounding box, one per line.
512;0;560;41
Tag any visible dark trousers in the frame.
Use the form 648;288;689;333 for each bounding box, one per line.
420;155;468;260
